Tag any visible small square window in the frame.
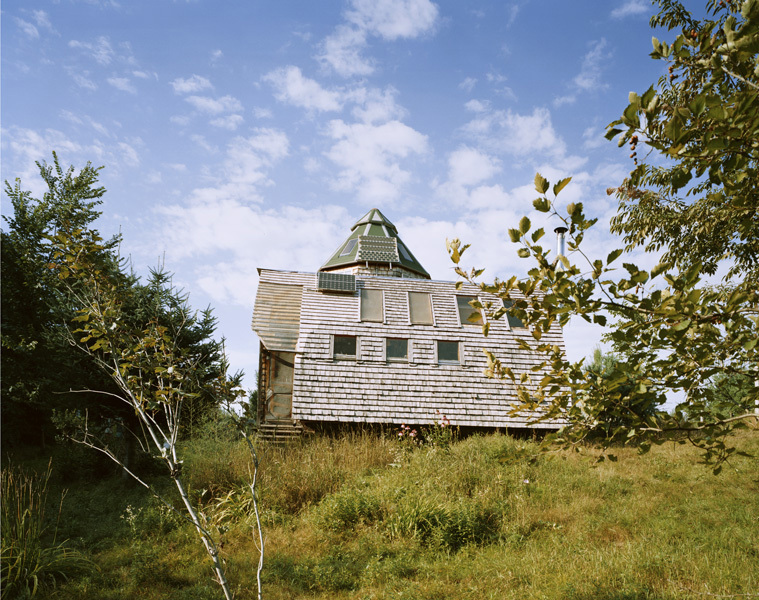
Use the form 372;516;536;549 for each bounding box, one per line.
334;335;357;359
457;295;482;325
503;300;526;328
409;292;433;325
386;338;408;361
437;340;459;364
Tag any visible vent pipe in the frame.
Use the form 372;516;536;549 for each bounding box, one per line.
554;226;568;269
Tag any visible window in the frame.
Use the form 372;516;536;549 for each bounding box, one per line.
333;335;357;359
503;300;526;328
340;238;358;256
457;295;482;325
409;292;433;325
386;338;408;361
360;289;384;322
437;340;459;364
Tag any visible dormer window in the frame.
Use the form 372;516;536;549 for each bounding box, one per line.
408;292;433;325
456;295;483;326
360;289;384;322
503;300;526;328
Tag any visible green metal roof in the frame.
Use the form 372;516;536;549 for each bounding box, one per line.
320;208;430;278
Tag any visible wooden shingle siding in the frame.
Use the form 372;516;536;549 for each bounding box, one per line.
254;268;566;429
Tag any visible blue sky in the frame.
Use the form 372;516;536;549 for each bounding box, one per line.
2;0;664;390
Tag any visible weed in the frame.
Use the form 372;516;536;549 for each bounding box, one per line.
1;460;93;598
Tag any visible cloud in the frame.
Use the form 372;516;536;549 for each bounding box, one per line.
107;77;136;94
611;0;648;18
447;146;501;187
324;119;428;203
178;129;289;210
318;0;439;77
573;39;609;91
69;36;115;65
461;107;567;159
264;66;344;112
252;107;273;119
349;86;406;123
185;94;243;114
346;0;439;40
552;38;609;106
210;49;223;63
317;25;373;77
210;114;244;130
32;10;54;32
15;18;40;39
153;203;351;306
171;74;213;94
458;77;477;92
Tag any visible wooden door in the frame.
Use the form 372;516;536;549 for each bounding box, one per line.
266;352;294;419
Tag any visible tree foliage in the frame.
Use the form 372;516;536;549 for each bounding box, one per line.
1;154;229;450
448;0;758;470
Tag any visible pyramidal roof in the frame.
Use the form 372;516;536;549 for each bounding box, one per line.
320;208;430;278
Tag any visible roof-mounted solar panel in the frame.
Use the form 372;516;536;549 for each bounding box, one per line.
317;272;356;293
356;236;399;263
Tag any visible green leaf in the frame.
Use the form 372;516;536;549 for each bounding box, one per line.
553;177;572;196
519;216;531;234
531;228;545;243
534;173;549;194
607;249;623;264
508;228;521;243
605;128;623;140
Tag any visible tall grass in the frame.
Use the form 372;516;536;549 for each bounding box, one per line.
23;428;759;599
1;460;92;598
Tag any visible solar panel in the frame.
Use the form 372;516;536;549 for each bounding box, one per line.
356;236;399;263
316;272;356;293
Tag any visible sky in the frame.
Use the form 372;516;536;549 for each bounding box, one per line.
2;0;668;392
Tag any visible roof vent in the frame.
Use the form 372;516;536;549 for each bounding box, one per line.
316;272;356;293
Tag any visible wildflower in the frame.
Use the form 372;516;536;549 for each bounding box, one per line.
523;479;530;485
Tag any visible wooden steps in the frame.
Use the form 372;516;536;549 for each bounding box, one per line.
256;419;311;444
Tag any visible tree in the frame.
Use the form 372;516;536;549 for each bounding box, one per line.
2;155;229;453
1;154;120;448
448;0;758;470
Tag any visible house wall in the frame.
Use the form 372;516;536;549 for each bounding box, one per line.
256;269;566;429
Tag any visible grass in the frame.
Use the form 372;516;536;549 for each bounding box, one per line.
8;426;759;599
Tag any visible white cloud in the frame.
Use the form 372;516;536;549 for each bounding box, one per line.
349;86;406;123
118;141;141;166
447;146;500;187
553;39;609;107
69;36;115;65
459;77;477;92
185;94;243;114
32;10;54;32
210;49;223;63
318;25;373;77
461;107;567;159
210;114;244;130
15;18;39;39
318;0;439;77
264;66;344;112
171;74;213;94
346;0;439;40
611;0;648;19
464;99;488;113
107;77;136;94
325;119;428;203
252;107;273;119
190;134;217;153
132;70;156;80
573;39;609;91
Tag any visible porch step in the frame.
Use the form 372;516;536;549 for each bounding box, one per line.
256;419;311;444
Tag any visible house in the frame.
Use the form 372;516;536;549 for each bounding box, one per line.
251;208;566;434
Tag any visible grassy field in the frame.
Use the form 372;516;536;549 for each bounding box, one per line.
4;424;758;599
